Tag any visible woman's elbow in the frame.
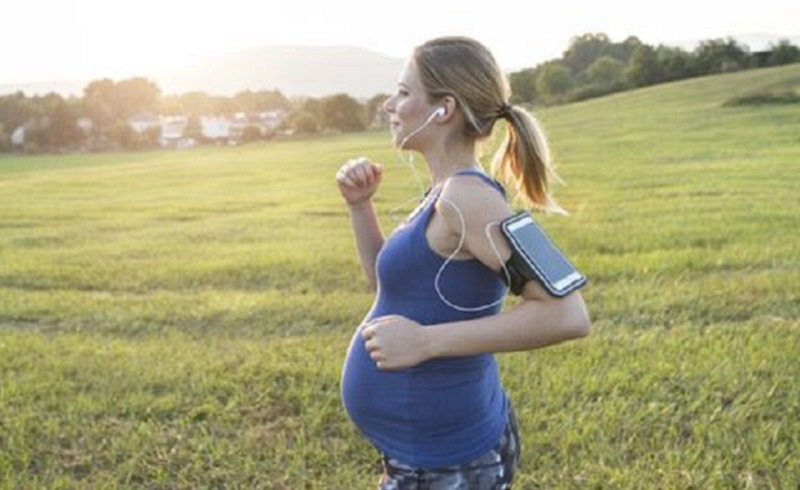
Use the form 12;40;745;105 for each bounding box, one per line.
570;309;591;339
563;293;591;339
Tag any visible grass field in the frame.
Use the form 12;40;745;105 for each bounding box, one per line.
1;64;799;489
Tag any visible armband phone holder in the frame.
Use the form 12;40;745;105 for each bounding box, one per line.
499;211;587;297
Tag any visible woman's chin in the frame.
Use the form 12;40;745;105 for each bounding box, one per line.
390;133;403;149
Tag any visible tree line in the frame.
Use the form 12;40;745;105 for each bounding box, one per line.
508;34;800;105
0;79;385;153
1;33;798;154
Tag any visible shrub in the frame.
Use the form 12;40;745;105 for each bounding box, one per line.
722;90;800;107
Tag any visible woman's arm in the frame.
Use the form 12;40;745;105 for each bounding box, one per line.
425;283;590;358
336;158;385;290
433;174;590;354
346;200;384;291
362;280;589;369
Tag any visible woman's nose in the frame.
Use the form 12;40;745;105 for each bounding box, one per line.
383;96;395;114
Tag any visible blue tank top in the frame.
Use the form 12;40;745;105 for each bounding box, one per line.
341;170;509;468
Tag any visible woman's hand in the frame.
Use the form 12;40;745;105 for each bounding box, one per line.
361;315;432;370
336;157;383;206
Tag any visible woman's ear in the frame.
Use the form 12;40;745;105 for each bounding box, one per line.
439;95;457;122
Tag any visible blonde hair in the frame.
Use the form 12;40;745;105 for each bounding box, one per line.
412;36;563;212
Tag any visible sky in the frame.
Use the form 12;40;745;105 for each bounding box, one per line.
2;0;798;84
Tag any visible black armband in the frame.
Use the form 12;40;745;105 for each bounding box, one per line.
498;212;587;297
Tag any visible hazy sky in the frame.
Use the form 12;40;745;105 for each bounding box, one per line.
3;0;798;83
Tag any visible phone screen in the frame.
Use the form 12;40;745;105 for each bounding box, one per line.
502;213;586;296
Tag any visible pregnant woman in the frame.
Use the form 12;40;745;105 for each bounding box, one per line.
336;36;591;489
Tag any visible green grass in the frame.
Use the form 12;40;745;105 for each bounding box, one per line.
1;64;799;488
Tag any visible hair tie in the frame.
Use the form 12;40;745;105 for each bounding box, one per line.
498;103;513;120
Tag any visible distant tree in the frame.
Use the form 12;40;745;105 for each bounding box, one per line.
291;110;320;134
614;36;645;63
536;62;573;99
656;46;695;81
299;98;323;121
365;93;389;128
21;127;43;153
83;78;117;131
35;93;66;115
508;68;538;103
111;120;135;150
159;96;184;116
41;99;84;150
184;114;205;143
259;90;291;111
769;40;800;66
113;77;161;120
693;38;750;74
0;92;30;133
0;123;9;152
162;91;214;116
241;125;262;143
627;45;662;87
234;89;291;113
232;90;257;113
321;93;366;132
83;77;161;128
562;33;615;76
133;126;161;150
1;93;83;152
586;56;626;87
213;97;240;116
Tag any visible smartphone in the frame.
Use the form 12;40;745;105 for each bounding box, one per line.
500;212;587;297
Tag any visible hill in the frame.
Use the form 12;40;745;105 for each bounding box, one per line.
0;45;405;100
154;45;405;98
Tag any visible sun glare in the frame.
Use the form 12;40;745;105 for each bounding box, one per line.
73;0;264;80
3;0;797;84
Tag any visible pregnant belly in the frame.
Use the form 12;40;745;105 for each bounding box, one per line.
340;326;498;436
340;327;403;429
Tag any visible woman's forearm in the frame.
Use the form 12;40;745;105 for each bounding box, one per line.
426;292;590;358
347;200;385;290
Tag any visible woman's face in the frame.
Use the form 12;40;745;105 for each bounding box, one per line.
383;60;436;150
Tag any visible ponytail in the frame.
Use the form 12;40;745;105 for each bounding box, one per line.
492;105;565;214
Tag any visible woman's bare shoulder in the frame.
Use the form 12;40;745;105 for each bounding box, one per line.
438;173;511;226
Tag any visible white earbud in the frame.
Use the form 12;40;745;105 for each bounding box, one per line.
399;107;447;149
422;106;446;124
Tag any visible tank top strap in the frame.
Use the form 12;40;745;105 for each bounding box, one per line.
407;184;443;224
413;169;504;225
450;169;506;198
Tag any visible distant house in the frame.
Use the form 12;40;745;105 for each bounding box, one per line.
9;118;47;148
128;114;196;148
226;110;288;141
128;113;160;133
256;110;286;133
121;110;288;147
200;116;231;140
228;112;250;140
160;115;188;146
10;126;25;147
77;117;93;134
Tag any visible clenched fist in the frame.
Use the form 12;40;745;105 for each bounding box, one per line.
335;157;383;206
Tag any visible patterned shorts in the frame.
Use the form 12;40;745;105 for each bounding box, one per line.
377;406;521;490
